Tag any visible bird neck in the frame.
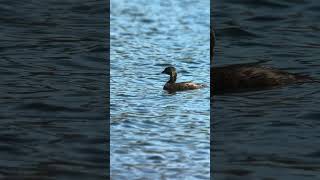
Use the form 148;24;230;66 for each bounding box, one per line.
168;72;177;83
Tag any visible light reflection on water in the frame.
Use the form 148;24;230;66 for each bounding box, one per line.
111;0;210;179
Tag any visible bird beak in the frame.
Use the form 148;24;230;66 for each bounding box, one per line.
161;70;165;74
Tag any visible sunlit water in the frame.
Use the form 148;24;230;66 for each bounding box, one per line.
212;0;320;179
111;0;210;179
0;1;108;179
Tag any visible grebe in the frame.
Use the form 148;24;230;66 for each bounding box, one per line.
162;66;206;93
211;29;314;95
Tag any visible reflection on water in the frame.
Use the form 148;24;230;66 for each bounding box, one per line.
111;0;210;179
212;0;320;179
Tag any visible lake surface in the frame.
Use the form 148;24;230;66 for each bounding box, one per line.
0;1;108;179
212;0;320;179
110;0;210;179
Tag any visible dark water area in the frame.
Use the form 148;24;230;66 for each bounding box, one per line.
0;1;108;179
111;0;209;179
212;0;320;179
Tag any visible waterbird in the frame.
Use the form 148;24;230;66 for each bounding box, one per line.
210;29;315;95
162;66;206;93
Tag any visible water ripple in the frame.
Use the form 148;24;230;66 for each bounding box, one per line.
213;0;320;179
111;0;210;179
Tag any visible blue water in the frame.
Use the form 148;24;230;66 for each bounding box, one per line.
111;0;210;179
212;0;320;179
0;1;108;179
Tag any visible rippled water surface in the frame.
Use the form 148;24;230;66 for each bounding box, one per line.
212;0;320;179
111;0;210;179
0;1;108;179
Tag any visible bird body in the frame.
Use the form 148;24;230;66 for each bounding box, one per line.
162;67;206;93
210;29;315;95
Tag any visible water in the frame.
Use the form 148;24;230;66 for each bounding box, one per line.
212;0;320;179
110;0;210;179
0;1;108;179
